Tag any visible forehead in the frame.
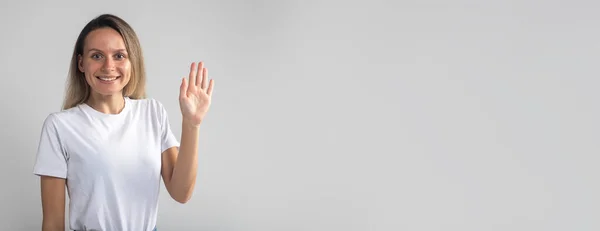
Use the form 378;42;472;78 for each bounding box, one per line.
84;27;126;52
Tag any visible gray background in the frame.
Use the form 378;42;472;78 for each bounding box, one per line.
1;0;598;230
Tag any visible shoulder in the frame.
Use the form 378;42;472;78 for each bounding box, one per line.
127;97;168;113
126;97;173;125
38;106;85;140
42;106;84;127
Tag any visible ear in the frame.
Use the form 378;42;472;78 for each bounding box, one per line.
77;54;84;73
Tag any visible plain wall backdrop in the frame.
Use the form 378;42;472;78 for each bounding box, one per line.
1;0;599;230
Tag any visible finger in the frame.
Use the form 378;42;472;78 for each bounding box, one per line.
188;62;197;91
180;77;188;99
196;61;203;87
206;79;214;96
202;67;208;90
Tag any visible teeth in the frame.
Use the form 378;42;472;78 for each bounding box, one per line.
99;77;117;81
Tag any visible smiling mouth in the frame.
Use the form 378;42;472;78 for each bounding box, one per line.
96;76;121;82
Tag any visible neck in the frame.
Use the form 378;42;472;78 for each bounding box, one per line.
86;93;126;114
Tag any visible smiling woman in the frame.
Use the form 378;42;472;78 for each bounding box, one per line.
79;28;133;103
32;14;215;231
63;15;146;111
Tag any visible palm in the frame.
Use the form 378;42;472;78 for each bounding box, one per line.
179;62;214;126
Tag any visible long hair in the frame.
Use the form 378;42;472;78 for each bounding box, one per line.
62;14;146;110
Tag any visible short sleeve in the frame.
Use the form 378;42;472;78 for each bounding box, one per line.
33;114;68;179
158;101;180;153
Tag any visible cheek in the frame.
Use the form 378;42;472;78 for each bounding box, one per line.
118;63;132;76
83;61;100;73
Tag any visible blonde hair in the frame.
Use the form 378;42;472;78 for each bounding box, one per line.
62;14;146;110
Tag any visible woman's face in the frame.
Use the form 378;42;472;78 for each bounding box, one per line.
78;27;131;98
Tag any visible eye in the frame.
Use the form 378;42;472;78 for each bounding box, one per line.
91;53;103;59
115;53;127;60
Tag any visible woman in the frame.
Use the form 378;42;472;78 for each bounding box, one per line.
33;14;214;231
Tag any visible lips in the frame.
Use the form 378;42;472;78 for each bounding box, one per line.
96;76;120;82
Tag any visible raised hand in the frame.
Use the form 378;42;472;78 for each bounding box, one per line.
179;61;214;127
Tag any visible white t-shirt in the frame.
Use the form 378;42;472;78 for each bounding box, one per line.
33;97;180;231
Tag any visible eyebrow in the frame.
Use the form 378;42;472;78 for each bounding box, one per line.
87;48;127;53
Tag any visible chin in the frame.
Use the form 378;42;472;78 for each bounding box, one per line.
89;75;129;95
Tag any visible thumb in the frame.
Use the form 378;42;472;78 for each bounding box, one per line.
179;77;187;99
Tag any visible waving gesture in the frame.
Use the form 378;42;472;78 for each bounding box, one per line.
179;62;214;127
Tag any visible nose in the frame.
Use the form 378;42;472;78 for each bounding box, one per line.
101;56;116;72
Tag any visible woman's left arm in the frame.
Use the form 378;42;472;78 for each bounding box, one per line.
162;61;214;204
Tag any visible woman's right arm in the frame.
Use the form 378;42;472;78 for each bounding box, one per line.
40;175;65;231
